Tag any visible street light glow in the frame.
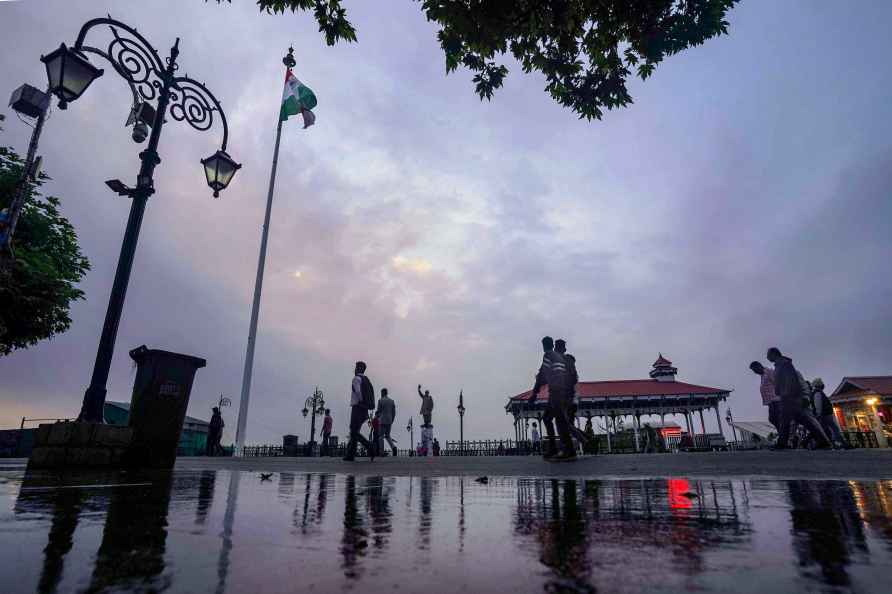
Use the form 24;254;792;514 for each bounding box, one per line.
866;397;878;406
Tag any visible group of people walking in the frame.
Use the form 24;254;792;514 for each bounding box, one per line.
750;347;848;450
341;361;436;462
528;336;592;462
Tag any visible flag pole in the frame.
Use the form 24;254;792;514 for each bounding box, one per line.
234;47;295;455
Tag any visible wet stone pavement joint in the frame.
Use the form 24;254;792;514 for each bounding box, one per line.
0;451;891;593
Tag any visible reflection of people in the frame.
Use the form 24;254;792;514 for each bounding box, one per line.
537;480;591;590
15;476;85;594
787;481;864;587
341;475;367;579
417;385;434;426
207;407;224;456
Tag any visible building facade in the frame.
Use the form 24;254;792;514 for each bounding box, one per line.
830;376;891;448
506;355;732;452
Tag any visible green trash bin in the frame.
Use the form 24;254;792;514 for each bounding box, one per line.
127;345;207;468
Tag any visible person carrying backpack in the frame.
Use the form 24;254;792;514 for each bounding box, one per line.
812;378;849;449
343;361;376;462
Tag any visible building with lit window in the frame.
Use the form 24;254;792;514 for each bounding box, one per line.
830;376;891;448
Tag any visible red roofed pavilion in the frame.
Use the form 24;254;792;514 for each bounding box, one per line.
506;355;732;451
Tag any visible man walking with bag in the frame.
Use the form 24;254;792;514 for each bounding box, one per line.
376;388;398;456
768;347;830;450
343;361;376;462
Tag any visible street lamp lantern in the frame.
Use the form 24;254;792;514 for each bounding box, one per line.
301;407;309;418
40;43;103;109
47;17;240;423
201;149;241;198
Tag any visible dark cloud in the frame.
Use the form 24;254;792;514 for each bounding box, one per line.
2;0;891;445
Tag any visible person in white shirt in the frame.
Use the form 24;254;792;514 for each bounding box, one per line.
530;422;541;453
343;361;375;462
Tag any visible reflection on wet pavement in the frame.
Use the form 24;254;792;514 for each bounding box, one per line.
2;471;891;593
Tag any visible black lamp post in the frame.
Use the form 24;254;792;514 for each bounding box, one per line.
301;387;325;454
42;18;241;423
406;417;414;457
457;390;465;455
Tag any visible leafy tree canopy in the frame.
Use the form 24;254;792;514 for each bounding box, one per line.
220;0;738;119
0;145;90;356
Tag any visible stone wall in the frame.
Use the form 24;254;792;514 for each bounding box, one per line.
28;422;133;469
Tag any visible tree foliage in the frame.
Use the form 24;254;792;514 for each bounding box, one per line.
221;0;738;119
0;145;90;356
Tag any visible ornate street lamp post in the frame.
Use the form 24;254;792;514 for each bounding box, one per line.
301;387;325;454
41;18;241;422
457;390;465;455
406;417;414;457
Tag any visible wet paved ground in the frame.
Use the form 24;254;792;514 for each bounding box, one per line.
170;449;892;479
2;462;892;593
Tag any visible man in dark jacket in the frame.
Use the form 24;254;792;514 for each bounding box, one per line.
207;407;224;456
530;336;575;461
767;347;830;449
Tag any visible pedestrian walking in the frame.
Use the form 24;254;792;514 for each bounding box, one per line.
375;388;398;456
370;412;382;457
750;361;782;434
811;378;849;449
206;406;224;456
768;347;830;450
321;409;333;456
530;336;575;461
530;422;541;453
643;423;658;453
343;361;376;462
432;438;441;456
557;340;591;454
417;385;434;427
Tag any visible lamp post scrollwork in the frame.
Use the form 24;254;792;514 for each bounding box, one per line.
40;17;241;422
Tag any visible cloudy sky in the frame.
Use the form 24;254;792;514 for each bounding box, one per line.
1;0;891;446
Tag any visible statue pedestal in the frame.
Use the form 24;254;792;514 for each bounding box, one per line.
28;422;133;469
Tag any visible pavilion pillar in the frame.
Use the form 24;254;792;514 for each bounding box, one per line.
714;404;725;438
606;415;613;453
633;414;641;452
684;411;692;435
699;409;706;435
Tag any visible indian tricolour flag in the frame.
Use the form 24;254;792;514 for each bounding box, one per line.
281;68;317;129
